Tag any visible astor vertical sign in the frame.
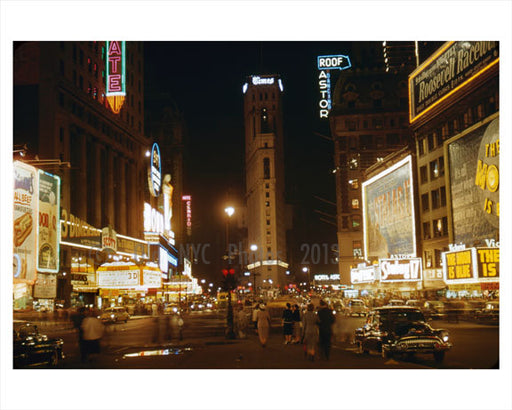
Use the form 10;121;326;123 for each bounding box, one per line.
317;55;351;118
106;41;126;113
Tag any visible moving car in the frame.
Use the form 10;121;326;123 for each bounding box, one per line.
354;306;452;362
346;299;368;316
99;306;130;323
387;299;405;306
474;301;499;325
13;320;65;368
422;300;445;320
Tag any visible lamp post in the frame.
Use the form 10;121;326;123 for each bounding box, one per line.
224;206;236;339
302;266;311;291
250;244;260;299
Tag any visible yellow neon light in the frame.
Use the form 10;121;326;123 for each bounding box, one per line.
409;40;499;123
107;95;126;114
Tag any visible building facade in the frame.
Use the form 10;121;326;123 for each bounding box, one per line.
242;75;289;290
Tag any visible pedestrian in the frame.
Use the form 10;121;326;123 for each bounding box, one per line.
292;304;302;344
70;306;87;362
170;312;184;340
252;303;260;331
317;300;335;360
302;303;319;361
282;303;294;344
81;308;105;363
235;305;248;339
256;303;271;347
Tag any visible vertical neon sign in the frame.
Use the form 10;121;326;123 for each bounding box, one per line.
106;41;126;113
317;55;352;119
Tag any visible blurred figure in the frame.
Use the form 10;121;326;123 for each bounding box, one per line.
70;306;86;362
81;308;105;363
252;303;260;331
235;305;248;339
256;304;271;347
292;304;302;344
282;303;293;344
317;300;335;360
302;303;319;361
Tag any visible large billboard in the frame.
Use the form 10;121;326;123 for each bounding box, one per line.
362;156;416;260
13;161;38;283
409;41;499;123
37;170;60;273
446;116;499;245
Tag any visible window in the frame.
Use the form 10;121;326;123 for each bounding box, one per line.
352;215;361;230
440;186;446;207
261;108;270;133
353;241;363;258
266;219;270;226
265;201;270;207
263;157;270;179
421;193;429;211
351;199;360;209
265;183;269;189
265;192;269;198
423;222;431;240
430;160;439;180
433;217;448;237
418;138;425;156
431;189;440;209
348;155;359;170
386;133;399;146
349;179;359;190
360;135;372;150
420;166;428;184
428;133;436;151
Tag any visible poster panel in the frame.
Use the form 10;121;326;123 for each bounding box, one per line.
362;156;416;260
33;273;57;299
37;170;60;272
447;117;499;245
13;161;38;283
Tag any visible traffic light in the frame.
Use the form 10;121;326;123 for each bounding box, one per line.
222;267;237;290
222;268;235;277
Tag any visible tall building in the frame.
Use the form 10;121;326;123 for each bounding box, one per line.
13;41;152;308
329;43;414;286
242;75;289;290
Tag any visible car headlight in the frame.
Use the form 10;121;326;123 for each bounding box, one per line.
439;330;449;342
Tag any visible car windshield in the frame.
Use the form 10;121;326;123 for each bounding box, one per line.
385;309;425;322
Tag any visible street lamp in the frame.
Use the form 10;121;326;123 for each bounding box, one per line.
224;206;236;339
302;266;311;290
250;244;260;299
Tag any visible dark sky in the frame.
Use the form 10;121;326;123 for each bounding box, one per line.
144;41;355;278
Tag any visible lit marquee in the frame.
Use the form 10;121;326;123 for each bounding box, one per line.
106;41;126;114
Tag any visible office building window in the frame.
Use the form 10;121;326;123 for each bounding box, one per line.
423;222;431;240
352;215;361;230
421;193;429;211
420;166;428;184
263;157;270;179
351;199;359;209
349;179;359;190
431;189;440;209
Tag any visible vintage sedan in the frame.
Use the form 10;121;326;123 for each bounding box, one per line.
99;306;130;323
474;301;499;324
13;320;65;368
354;306;452;362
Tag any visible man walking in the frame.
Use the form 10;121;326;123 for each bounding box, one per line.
317;300;335;360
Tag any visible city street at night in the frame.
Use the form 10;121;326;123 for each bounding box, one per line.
2;2;512;410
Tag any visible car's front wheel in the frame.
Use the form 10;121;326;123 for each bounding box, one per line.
433;351;445;362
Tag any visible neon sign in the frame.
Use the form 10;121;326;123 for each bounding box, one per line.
182;195;192;236
252;76;274;85
148;143;161;197
105;41;126;113
317;54;351;119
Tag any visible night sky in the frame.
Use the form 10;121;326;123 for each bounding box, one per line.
144;41;353;277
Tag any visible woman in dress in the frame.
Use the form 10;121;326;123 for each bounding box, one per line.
302;303;319;361
257;304;271;347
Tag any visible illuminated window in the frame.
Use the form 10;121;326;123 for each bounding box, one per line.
261;108;270;133
349;179;359;190
353;241;363;258
265;192;269;198
433;217;448;237
348;155;359;170
352;215;361;230
351;199;359;209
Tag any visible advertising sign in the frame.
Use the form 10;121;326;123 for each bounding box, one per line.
350;265;378;284
98;268;140;288
106;41;126;96
442;248;477;284
13;161;38;283
101;227;118;252
362;156;416;260
33;273;57;299
143;267;162;288
60;208;101;248
317;54;351;119
476;247;499;281
37;170;60;272
379;258;422;282
182;195;192;237
447;117;499;245
409;41;499;123
148;143;161;197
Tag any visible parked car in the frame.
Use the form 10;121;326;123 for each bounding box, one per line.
99;306;130;323
346;299;368;316
422;300;445;320
13;320;65;368
354;306;452;362
474;301;499;325
164;304;180;315
405;299;423;308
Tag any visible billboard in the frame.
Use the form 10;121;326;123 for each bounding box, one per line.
37;170;60;273
13;161;38;283
447;116;499;245
409;41;499;123
362;156;416;260
443;247;499;285
379;258;422;283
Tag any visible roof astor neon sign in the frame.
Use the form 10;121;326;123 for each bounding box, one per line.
317;54;351;119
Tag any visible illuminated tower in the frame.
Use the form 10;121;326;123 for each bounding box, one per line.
242;75;289;291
